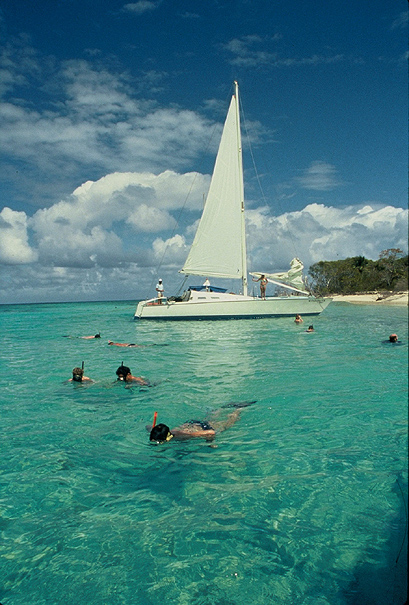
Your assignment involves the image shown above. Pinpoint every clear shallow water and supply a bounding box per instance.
[0,301,407,605]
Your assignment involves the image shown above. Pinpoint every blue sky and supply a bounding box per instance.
[0,0,407,303]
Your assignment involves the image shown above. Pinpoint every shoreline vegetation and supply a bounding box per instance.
[308,249,408,300]
[330,290,408,306]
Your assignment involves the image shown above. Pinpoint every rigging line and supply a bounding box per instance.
[240,98,300,261]
[145,86,235,298]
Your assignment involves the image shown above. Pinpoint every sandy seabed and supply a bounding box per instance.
[330,291,408,306]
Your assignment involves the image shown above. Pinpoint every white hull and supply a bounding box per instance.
[135,291,331,320]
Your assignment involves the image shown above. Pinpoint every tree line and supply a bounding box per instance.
[307,248,408,295]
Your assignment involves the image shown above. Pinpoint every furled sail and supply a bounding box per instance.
[251,258,307,293]
[180,91,246,281]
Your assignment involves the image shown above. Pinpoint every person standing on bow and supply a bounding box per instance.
[252,274,268,300]
[156,278,164,304]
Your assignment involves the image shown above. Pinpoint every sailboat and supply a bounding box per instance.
[135,82,331,320]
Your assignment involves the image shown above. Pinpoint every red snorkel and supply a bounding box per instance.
[152,411,157,428]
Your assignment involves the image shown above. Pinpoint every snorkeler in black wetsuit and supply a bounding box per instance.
[148,401,255,443]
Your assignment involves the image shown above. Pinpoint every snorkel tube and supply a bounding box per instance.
[152,411,157,428]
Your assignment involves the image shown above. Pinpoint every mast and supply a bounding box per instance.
[234,81,248,295]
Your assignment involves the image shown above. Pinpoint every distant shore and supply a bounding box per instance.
[330,291,408,306]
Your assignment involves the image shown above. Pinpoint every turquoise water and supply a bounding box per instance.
[0,301,407,605]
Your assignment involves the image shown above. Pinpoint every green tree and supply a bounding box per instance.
[308,250,408,294]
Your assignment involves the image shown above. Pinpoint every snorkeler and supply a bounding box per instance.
[80,333,101,339]
[306,325,314,332]
[63,333,101,339]
[116,364,150,386]
[109,341,142,347]
[69,366,94,383]
[382,333,402,345]
[294,314,303,324]
[148,401,255,443]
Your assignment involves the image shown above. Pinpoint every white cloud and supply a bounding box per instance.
[0,207,37,264]
[0,50,215,204]
[123,1,161,15]
[391,11,408,29]
[1,179,407,303]
[297,161,342,191]
[246,203,408,272]
[152,234,188,266]
[28,170,208,268]
[223,35,344,68]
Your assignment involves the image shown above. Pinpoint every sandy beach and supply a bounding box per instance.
[331,291,408,306]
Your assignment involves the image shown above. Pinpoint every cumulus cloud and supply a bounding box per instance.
[0,207,38,264]
[0,169,407,303]
[246,203,408,272]
[0,47,215,205]
[28,170,210,269]
[152,234,188,267]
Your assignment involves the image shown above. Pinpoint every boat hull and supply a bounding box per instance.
[134,295,331,320]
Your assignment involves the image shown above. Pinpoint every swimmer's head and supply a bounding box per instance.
[116,365,131,380]
[389,334,398,342]
[150,423,173,443]
[72,367,84,382]
[95,333,101,338]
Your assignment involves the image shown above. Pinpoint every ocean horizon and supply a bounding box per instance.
[0,300,407,605]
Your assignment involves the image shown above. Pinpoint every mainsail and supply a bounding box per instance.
[180,84,247,292]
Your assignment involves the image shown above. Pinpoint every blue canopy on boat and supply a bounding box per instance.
[190,286,227,293]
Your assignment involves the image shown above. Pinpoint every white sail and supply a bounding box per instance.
[180,85,247,288]
[251,258,307,292]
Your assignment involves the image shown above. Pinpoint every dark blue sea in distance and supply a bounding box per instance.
[0,300,407,605]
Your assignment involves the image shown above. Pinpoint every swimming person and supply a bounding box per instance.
[294,314,303,323]
[108,341,142,347]
[116,364,150,386]
[149,401,255,443]
[382,333,402,345]
[306,325,314,332]
[63,333,101,339]
[69,367,93,383]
